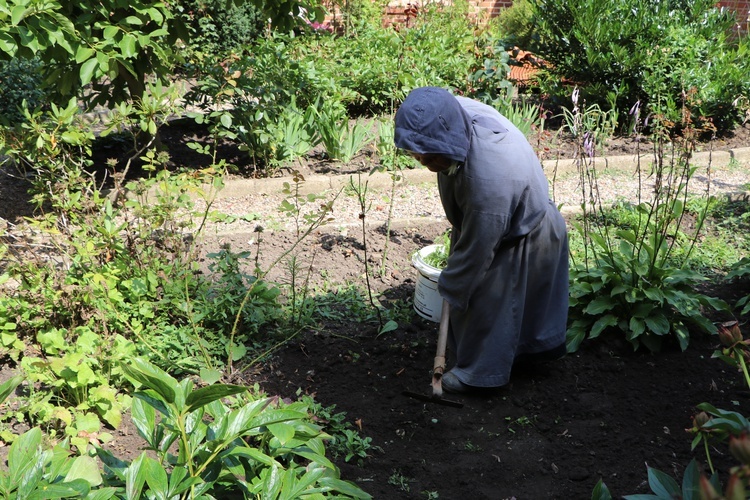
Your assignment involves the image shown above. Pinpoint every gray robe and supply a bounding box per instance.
[437,97,569,388]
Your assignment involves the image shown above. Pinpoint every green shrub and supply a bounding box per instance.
[495,0,536,49]
[177,0,267,61]
[531,0,749,133]
[565,101,730,354]
[0,363,372,499]
[0,58,46,125]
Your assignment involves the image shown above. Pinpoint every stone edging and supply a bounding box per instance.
[212,147,750,199]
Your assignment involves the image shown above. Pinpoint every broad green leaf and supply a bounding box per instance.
[565,322,587,353]
[592,479,613,500]
[317,477,372,499]
[642,287,664,302]
[11,5,28,25]
[681,459,700,500]
[185,384,246,413]
[227,446,276,466]
[291,449,336,470]
[0,375,22,404]
[18,449,47,498]
[79,58,99,86]
[9,427,42,486]
[121,358,177,404]
[119,34,137,57]
[125,453,148,500]
[141,457,168,499]
[584,296,616,315]
[644,313,670,336]
[590,314,618,339]
[74,46,95,64]
[134,392,171,421]
[281,466,327,498]
[199,368,222,385]
[228,343,246,362]
[64,456,102,486]
[0,32,18,55]
[103,26,119,39]
[379,320,398,335]
[627,317,645,339]
[95,449,129,482]
[25,478,91,499]
[646,465,681,498]
[166,467,201,498]
[267,422,295,446]
[84,487,119,499]
[47,11,76,34]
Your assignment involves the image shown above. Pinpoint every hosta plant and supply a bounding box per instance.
[566,96,728,353]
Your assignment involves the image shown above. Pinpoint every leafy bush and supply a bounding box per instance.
[494,0,536,49]
[177,0,267,61]
[185,33,333,171]
[565,100,729,353]
[0,58,46,125]
[531,0,750,133]
[0,361,372,499]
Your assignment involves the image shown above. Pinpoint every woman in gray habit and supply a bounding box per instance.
[394,86,569,394]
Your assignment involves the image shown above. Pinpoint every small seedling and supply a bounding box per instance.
[388,470,412,492]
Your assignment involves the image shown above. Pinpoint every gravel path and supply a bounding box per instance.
[198,148,750,236]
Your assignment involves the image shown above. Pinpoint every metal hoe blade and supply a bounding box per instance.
[402,389,464,408]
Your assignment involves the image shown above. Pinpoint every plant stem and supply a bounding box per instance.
[737,349,750,390]
[703,436,715,474]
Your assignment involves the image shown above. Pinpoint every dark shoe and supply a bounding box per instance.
[441,371,472,394]
[513,343,567,371]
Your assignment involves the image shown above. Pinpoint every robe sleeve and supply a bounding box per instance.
[438,206,510,311]
[437,164,532,311]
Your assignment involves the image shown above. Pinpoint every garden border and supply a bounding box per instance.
[211,147,750,199]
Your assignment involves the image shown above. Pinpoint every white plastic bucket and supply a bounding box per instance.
[412,244,445,322]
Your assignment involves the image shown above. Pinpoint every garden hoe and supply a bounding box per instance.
[402,300,464,408]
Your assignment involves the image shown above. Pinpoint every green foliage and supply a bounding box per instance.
[185,1,512,168]
[18,326,134,445]
[0,0,322,109]
[0,427,104,499]
[0,88,287,438]
[467,40,514,107]
[185,33,327,170]
[315,101,374,163]
[177,0,266,60]
[0,361,372,499]
[566,102,729,354]
[618,459,713,500]
[303,396,379,466]
[112,357,372,498]
[0,0,183,108]
[494,0,536,49]
[531,0,750,132]
[0,57,45,125]
[422,241,450,270]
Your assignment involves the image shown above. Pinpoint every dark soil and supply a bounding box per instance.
[227,222,749,500]
[3,118,750,499]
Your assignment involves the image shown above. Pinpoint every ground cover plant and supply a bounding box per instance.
[1,0,750,497]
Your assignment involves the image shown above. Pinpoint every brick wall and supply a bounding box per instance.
[717,0,750,33]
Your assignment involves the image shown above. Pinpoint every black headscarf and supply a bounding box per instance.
[394,87,472,163]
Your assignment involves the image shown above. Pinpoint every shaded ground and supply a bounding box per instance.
[225,221,748,500]
[2,119,750,498]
